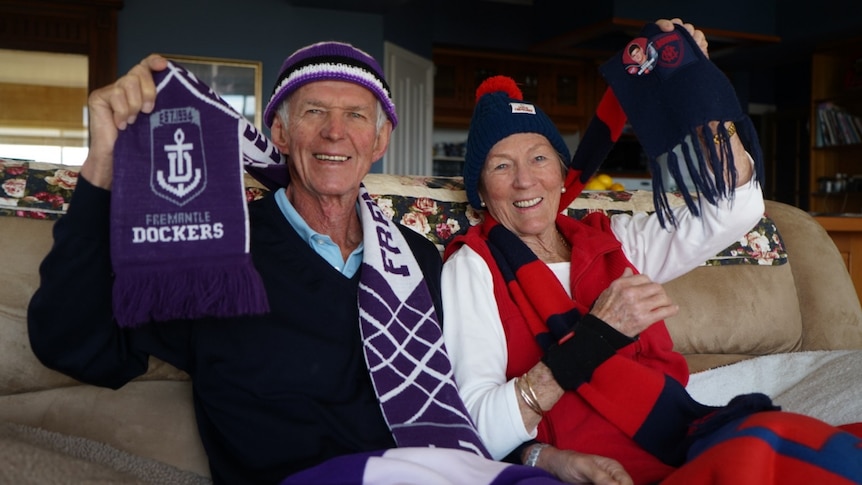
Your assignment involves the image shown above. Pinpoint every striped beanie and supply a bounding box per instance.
[263,41,398,128]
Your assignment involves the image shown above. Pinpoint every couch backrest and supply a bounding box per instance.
[4,161,861,382]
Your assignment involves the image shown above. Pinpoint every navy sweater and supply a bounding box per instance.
[27,177,445,484]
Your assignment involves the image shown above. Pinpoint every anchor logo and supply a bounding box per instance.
[156,128,202,199]
[150,107,207,206]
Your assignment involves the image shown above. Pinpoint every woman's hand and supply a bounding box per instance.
[535,444,633,485]
[589,268,679,338]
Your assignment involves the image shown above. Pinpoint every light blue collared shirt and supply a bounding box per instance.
[275,188,363,277]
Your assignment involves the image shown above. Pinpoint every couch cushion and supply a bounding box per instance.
[0,159,76,220]
[0,381,209,478]
[664,261,803,365]
[361,174,787,267]
[661,200,804,365]
[0,420,210,484]
[0,207,188,396]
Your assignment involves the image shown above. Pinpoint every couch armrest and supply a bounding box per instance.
[764,200,862,350]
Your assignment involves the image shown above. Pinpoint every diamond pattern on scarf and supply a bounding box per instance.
[356,187,489,458]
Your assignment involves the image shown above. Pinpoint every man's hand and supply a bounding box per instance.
[589,268,679,338]
[81,54,169,189]
[655,18,709,58]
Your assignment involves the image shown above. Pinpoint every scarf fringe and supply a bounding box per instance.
[650,118,762,228]
[112,256,270,328]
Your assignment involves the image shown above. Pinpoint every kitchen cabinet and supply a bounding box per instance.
[432,47,597,133]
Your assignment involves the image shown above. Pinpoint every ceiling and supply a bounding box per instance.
[284,0,862,72]
[524,17,782,62]
[285,0,533,12]
[284,0,784,66]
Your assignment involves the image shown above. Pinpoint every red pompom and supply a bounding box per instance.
[475,75,523,104]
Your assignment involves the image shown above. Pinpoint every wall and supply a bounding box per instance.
[115,0,391,170]
[111,0,862,182]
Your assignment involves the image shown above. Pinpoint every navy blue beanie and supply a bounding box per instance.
[598,22,764,226]
[463,76,571,210]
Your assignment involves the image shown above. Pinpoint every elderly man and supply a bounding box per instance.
[29,41,477,483]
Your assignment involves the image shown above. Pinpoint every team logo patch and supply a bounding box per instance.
[653,31,687,69]
[149,107,207,206]
[622,31,696,79]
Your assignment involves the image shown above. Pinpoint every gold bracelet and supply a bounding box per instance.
[516,380,543,417]
[520,373,543,413]
[713,121,737,145]
[515,375,544,417]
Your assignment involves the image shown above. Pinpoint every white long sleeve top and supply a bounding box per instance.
[441,178,764,460]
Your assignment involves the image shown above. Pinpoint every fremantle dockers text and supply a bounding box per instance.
[132,211,224,243]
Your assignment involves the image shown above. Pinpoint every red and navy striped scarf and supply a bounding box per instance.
[451,212,632,349]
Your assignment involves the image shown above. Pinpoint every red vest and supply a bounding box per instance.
[450,213,689,485]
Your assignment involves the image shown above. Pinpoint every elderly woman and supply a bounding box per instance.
[442,20,862,485]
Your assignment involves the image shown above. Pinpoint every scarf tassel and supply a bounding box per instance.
[112,256,270,328]
[649,118,762,229]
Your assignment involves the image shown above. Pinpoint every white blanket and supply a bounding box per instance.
[686,349,862,426]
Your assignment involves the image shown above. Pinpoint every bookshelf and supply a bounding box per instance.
[809,38,862,213]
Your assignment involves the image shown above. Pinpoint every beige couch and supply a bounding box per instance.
[2,161,862,481]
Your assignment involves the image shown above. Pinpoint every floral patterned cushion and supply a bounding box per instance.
[0,159,77,220]
[358,174,788,267]
[2,161,786,266]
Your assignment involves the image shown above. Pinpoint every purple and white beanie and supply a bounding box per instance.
[263,41,398,128]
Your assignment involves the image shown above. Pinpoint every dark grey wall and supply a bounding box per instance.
[117,0,387,120]
[116,0,391,170]
[114,0,862,123]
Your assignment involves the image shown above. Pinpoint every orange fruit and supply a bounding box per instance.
[610,183,626,191]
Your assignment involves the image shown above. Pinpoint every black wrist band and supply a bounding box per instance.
[542,315,625,390]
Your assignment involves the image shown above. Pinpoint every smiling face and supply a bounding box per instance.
[630,45,645,64]
[478,132,566,242]
[270,80,391,206]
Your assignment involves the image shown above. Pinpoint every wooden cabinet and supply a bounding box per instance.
[808,38,862,213]
[814,215,862,303]
[432,47,597,133]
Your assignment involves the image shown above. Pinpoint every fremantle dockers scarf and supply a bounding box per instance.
[111,60,488,457]
[357,186,489,458]
[111,61,280,327]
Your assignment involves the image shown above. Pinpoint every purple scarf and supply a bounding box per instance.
[357,186,490,458]
[110,61,280,327]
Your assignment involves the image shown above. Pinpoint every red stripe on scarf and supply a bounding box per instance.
[662,412,862,484]
[560,88,628,209]
[597,88,627,142]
